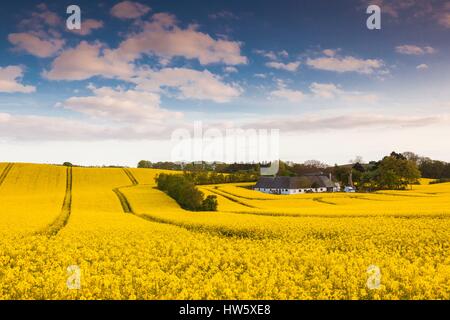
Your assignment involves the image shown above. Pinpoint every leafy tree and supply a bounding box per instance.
[389,151,407,161]
[349,156,364,164]
[137,160,152,168]
[202,195,218,211]
[303,160,328,169]
[402,151,420,164]
[359,152,421,190]
[352,163,365,173]
[277,160,294,176]
[331,164,349,186]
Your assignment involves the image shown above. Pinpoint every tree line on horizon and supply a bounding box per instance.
[140,151,450,191]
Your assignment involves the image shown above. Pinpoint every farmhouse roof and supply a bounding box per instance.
[255,175,334,189]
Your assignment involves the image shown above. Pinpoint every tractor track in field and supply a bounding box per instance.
[348,195,390,202]
[0,163,14,187]
[209,187,281,201]
[312,197,337,205]
[113,186,134,213]
[374,192,433,198]
[210,186,304,201]
[123,168,138,185]
[204,187,260,209]
[39,166,73,236]
[112,169,139,213]
[212,186,339,202]
[135,212,274,240]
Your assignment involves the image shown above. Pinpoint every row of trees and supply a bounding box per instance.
[390,152,450,179]
[155,173,218,211]
[330,152,421,191]
[182,171,258,185]
[138,160,260,173]
[418,159,450,179]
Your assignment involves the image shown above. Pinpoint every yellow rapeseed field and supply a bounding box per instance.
[0,163,449,299]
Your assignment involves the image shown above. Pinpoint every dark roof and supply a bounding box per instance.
[255,175,334,189]
[307,175,334,188]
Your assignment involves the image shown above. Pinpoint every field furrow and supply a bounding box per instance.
[123,168,138,185]
[0,163,14,187]
[39,167,73,236]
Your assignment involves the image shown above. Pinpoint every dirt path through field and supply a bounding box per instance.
[39,166,73,236]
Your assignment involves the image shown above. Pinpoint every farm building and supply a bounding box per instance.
[253,173,340,195]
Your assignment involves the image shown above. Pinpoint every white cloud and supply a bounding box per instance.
[116,13,247,65]
[268,81,377,104]
[8,33,64,58]
[43,41,241,103]
[69,19,104,36]
[22,3,62,28]
[43,41,135,80]
[255,49,290,60]
[269,79,304,103]
[0,112,180,141]
[278,50,289,58]
[243,113,448,132]
[58,86,182,124]
[363,0,433,20]
[309,82,341,99]
[44,9,247,83]
[306,55,385,74]
[0,112,116,141]
[134,68,242,103]
[266,61,300,72]
[8,4,65,58]
[437,11,450,28]
[395,45,436,55]
[224,66,238,73]
[254,50,277,60]
[0,66,36,93]
[270,88,305,103]
[416,64,429,70]
[309,82,377,103]
[110,1,151,19]
[1,110,449,145]
[322,49,337,57]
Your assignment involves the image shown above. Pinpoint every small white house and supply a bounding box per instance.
[254,174,339,195]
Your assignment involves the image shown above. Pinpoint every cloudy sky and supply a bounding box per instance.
[0,0,449,166]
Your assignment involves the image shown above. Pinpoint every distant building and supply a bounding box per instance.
[254,173,340,195]
[344,186,356,193]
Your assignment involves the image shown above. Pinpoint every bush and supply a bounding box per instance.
[202,195,218,211]
[155,173,218,211]
[430,178,450,185]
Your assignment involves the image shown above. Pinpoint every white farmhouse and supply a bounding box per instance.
[253,174,340,195]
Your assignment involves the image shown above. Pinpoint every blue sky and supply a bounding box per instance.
[0,0,449,166]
